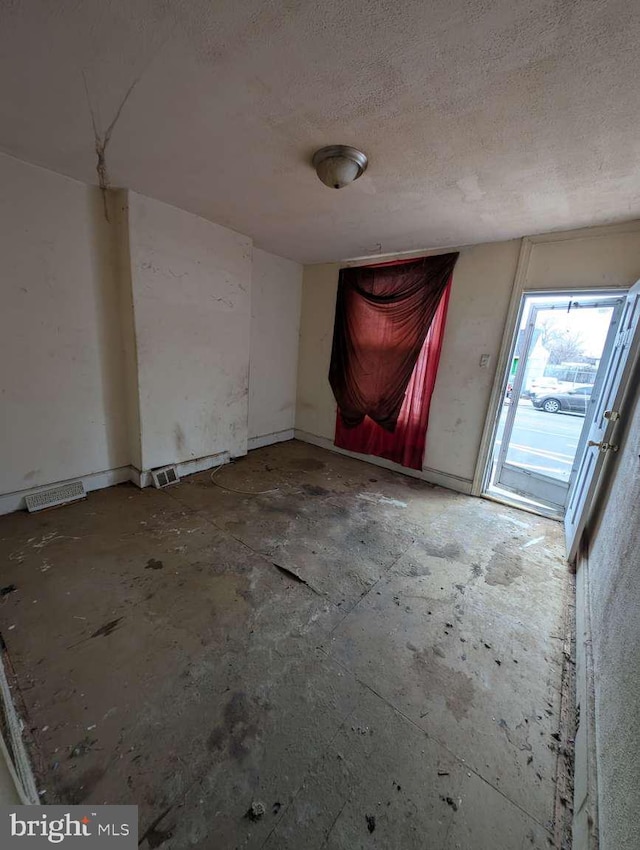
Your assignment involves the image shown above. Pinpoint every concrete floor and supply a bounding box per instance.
[0,440,570,849]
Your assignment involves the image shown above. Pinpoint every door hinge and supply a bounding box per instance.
[604,410,620,422]
[588,440,619,452]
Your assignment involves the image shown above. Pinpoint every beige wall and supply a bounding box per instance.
[471,224,640,492]
[296,242,520,489]
[295,222,640,850]
[296,223,640,490]
[524,228,640,290]
[425,242,519,482]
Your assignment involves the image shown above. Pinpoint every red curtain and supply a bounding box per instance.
[330,254,457,470]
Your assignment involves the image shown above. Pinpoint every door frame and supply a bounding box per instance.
[491,294,624,512]
[471,228,639,499]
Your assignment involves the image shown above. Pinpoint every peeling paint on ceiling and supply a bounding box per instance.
[1,0,639,263]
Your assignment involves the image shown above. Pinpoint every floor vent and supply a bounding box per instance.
[25,481,86,513]
[151,466,180,489]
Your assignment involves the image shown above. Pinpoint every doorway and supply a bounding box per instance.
[483,291,625,517]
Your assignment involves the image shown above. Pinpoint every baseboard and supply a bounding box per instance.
[132,450,231,489]
[248,429,295,451]
[1,433,470,511]
[573,548,600,850]
[293,429,473,495]
[0,450,235,513]
[418,465,473,495]
[0,466,132,516]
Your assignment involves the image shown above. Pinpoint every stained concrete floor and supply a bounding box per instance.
[0,440,570,849]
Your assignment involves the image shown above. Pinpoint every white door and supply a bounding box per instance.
[494,296,622,511]
[565,280,640,562]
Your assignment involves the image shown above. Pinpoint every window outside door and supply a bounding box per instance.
[485,292,624,515]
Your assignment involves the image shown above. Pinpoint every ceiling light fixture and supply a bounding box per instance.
[312,145,368,189]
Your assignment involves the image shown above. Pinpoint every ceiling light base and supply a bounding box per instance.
[312,145,368,189]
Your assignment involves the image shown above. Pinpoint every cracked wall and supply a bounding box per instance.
[0,153,130,509]
[0,156,302,511]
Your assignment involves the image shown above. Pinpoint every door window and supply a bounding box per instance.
[485,293,623,515]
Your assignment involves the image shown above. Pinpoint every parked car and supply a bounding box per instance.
[522,376,572,399]
[530,384,594,415]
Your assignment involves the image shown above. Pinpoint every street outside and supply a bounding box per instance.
[495,398,585,482]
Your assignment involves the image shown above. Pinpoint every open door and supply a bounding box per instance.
[565,280,640,562]
[493,295,623,512]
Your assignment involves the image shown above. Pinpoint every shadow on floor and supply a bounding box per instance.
[0,440,570,849]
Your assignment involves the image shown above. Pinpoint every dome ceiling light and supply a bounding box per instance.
[312,145,368,189]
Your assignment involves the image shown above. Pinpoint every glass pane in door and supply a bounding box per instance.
[504,303,613,483]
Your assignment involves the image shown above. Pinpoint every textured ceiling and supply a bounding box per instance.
[1,0,640,263]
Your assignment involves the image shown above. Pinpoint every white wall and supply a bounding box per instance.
[0,157,302,511]
[576,381,640,850]
[127,192,253,471]
[0,153,129,506]
[248,248,302,448]
[4,147,638,509]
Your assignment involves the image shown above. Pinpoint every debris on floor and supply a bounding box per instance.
[440,795,459,812]
[245,801,266,821]
[0,441,570,850]
[69,737,96,758]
